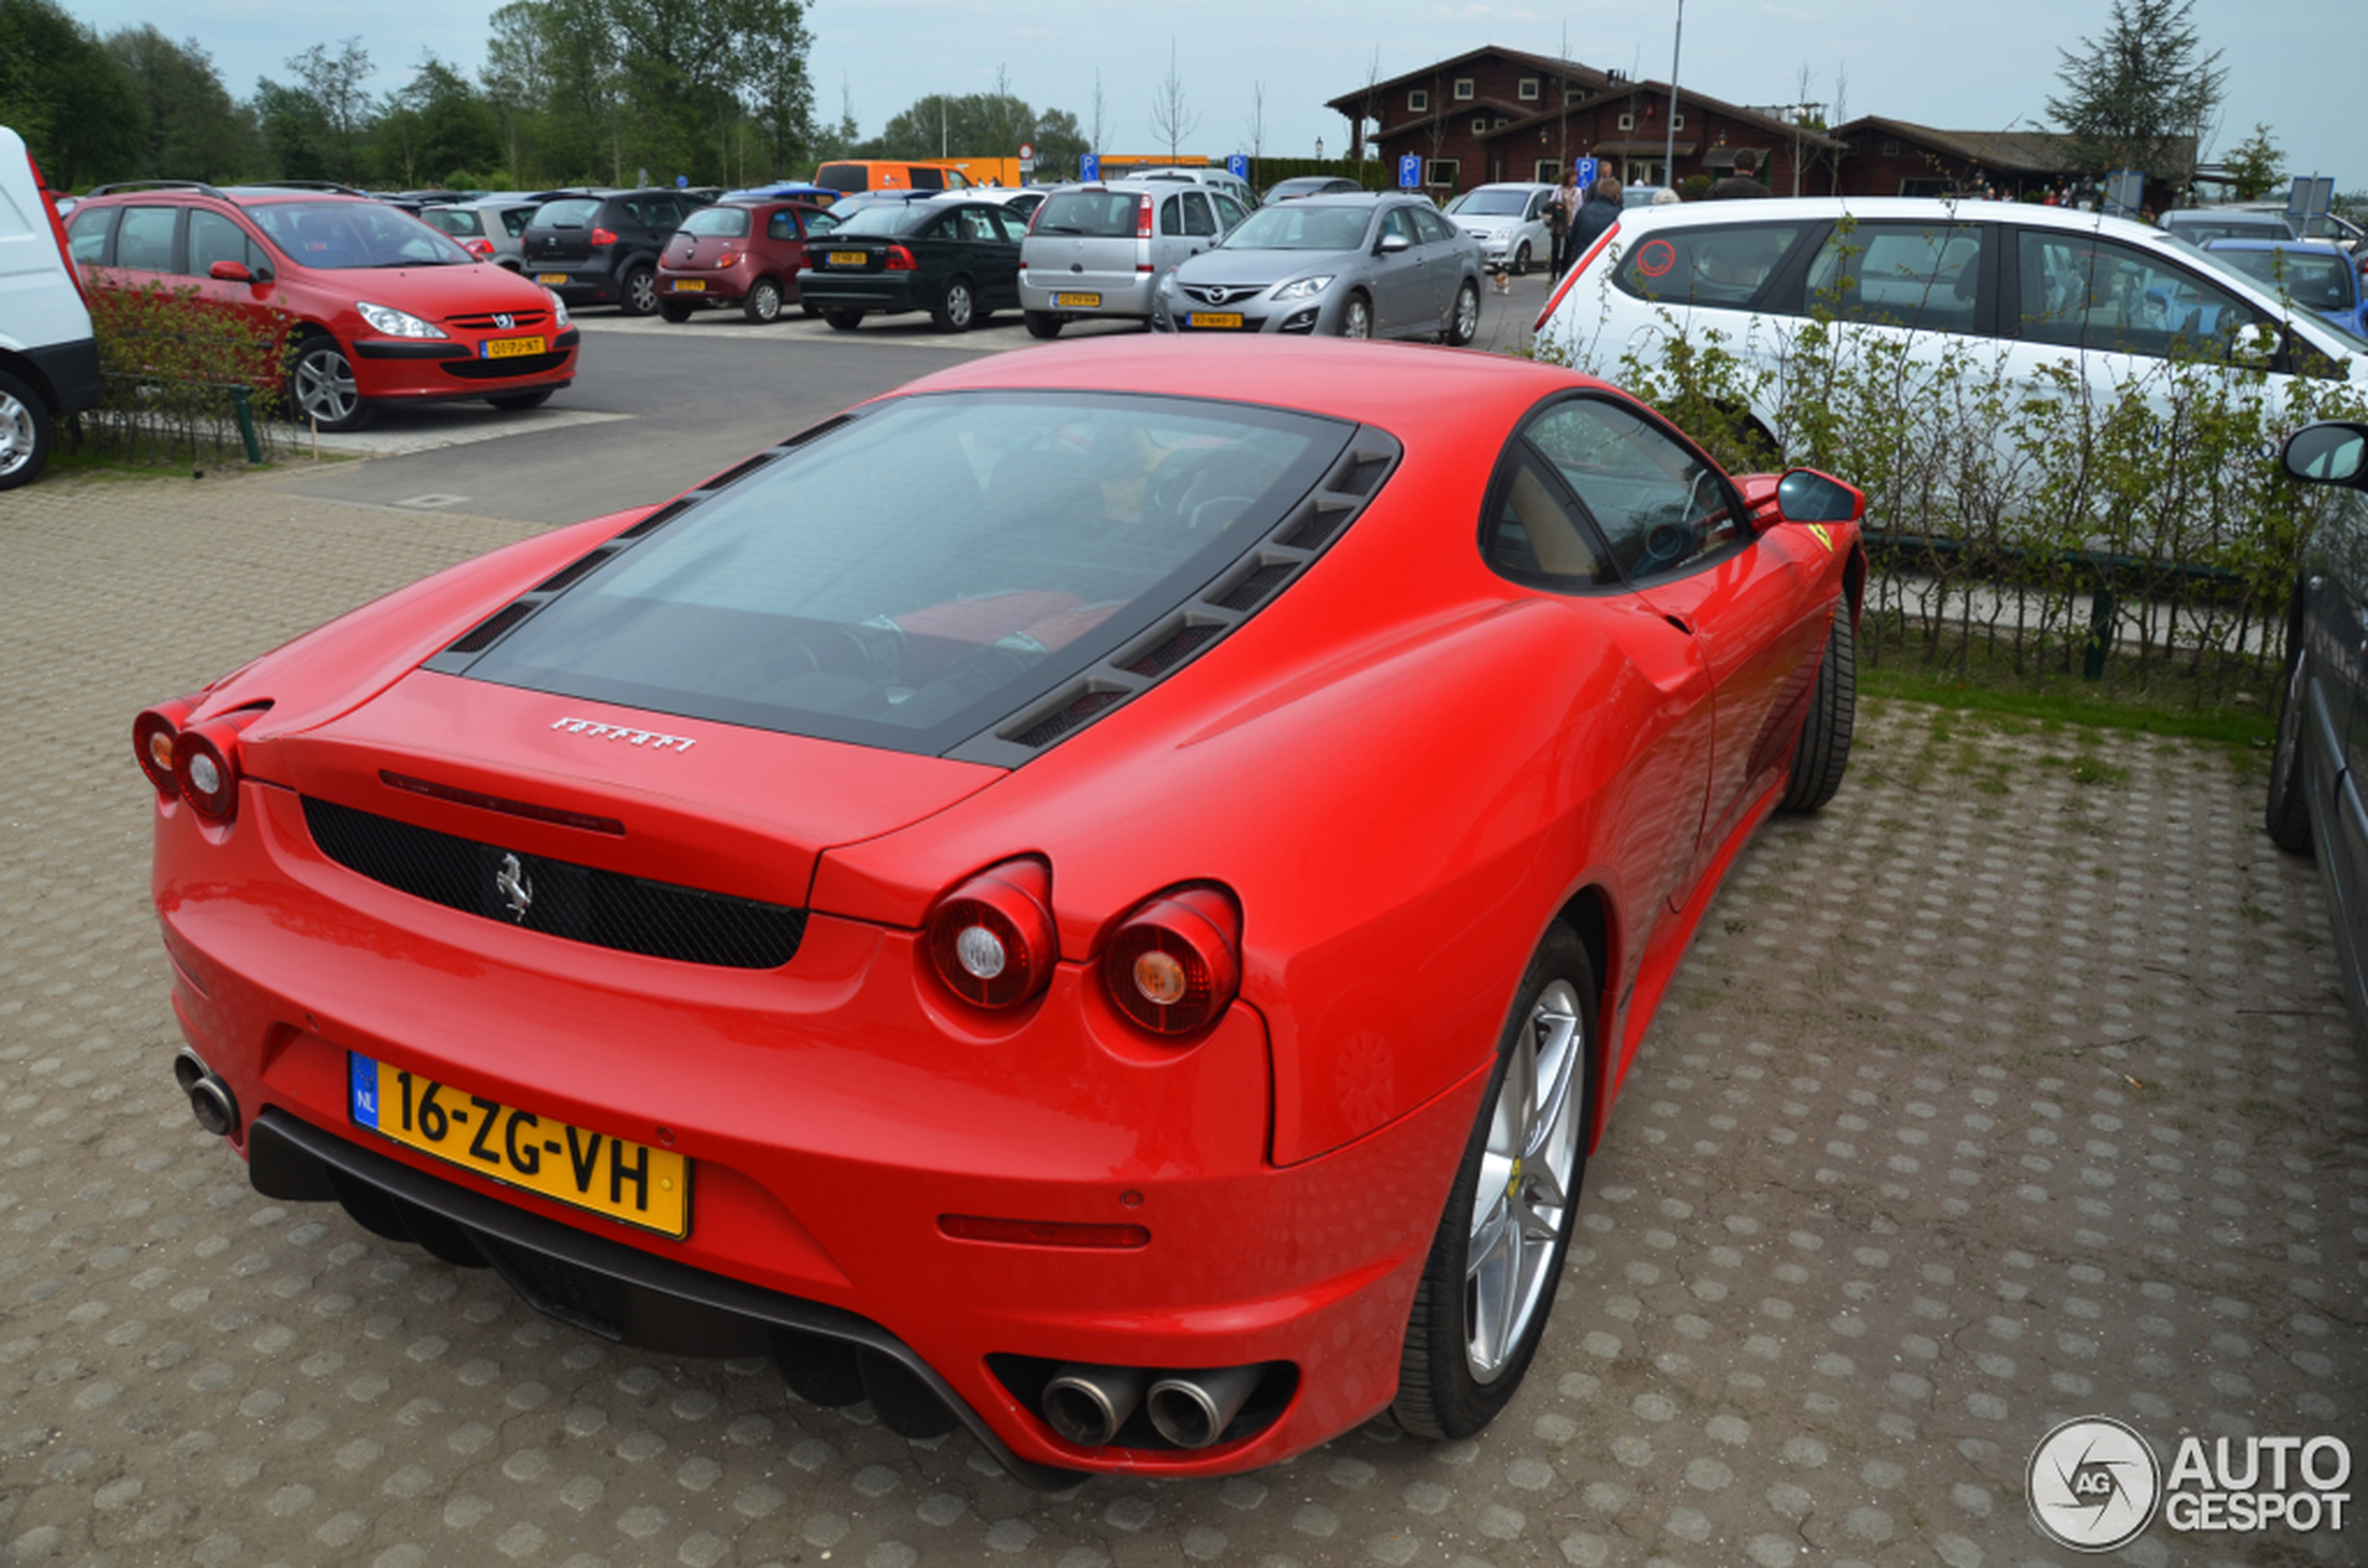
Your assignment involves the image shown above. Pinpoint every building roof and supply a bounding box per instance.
[1324,44,1611,114]
[1832,117,2110,175]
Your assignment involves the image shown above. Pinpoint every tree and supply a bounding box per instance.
[1147,39,1198,161]
[106,27,255,183]
[1246,79,1266,166]
[0,0,146,187]
[377,54,501,186]
[2222,122,2282,200]
[2045,0,2225,187]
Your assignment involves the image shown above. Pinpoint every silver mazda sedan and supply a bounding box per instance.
[1150,194,1484,342]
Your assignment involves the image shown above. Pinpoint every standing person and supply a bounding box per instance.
[1706,147,1774,200]
[1568,173,1621,259]
[1546,167,1580,276]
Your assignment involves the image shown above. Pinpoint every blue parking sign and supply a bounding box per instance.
[1398,153,1421,189]
[1573,157,1598,190]
[1228,154,1248,179]
[1081,153,1099,183]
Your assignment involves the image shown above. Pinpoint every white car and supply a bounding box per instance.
[1535,196,2367,454]
[1444,182,1557,276]
[0,126,103,488]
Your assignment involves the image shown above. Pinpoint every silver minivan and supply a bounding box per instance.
[1018,181,1252,337]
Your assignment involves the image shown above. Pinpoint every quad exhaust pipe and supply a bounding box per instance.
[1146,1366,1260,1450]
[1042,1363,1146,1448]
[1039,1362,1265,1450]
[174,1048,240,1138]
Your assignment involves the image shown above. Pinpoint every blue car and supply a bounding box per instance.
[717,182,840,206]
[2202,239,2368,338]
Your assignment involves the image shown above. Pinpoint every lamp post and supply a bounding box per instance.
[1316,136,1325,164]
[1663,0,1685,188]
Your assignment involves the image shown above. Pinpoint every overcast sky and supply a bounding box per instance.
[61,0,2362,195]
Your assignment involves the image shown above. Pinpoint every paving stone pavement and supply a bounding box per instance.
[2,471,2362,1567]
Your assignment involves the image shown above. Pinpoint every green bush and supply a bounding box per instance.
[74,280,290,466]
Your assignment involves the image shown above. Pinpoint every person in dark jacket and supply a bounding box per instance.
[1568,174,1622,255]
[1706,147,1774,199]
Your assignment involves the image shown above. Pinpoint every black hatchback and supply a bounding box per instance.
[797,198,1024,332]
[523,188,707,315]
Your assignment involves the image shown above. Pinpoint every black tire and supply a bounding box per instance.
[1395,922,1595,1439]
[618,262,658,317]
[485,388,555,411]
[1339,293,1373,339]
[1446,280,1480,347]
[1512,241,1532,277]
[0,369,54,490]
[799,300,820,318]
[931,276,978,332]
[822,309,863,332]
[1024,310,1063,339]
[658,299,695,323]
[287,337,375,433]
[743,277,783,323]
[1778,608,1856,813]
[2267,632,2315,854]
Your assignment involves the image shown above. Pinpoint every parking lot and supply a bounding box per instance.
[2,299,2364,1567]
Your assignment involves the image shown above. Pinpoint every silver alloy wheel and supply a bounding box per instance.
[1513,241,1531,277]
[1342,296,1372,338]
[626,266,657,314]
[1452,282,1480,344]
[747,279,781,322]
[943,280,974,330]
[293,343,359,427]
[1464,977,1584,1382]
[0,388,33,478]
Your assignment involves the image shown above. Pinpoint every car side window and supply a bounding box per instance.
[187,209,265,275]
[1381,207,1419,247]
[1412,207,1457,246]
[114,204,180,272]
[1803,221,1982,332]
[2016,232,2261,359]
[1615,222,1813,306]
[1159,195,1187,237]
[502,208,531,238]
[805,210,839,237]
[1524,399,1743,583]
[1212,191,1248,231]
[1179,193,1217,238]
[909,167,944,190]
[66,205,115,266]
[986,207,1026,242]
[766,210,800,241]
[961,207,1001,241]
[1483,452,1610,587]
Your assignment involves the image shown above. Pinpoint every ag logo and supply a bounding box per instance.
[2029,1415,2162,1552]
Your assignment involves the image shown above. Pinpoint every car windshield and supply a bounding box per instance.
[1223,205,1373,251]
[246,200,473,268]
[2208,248,2354,312]
[461,392,1355,752]
[1455,191,1531,216]
[833,204,923,237]
[1032,191,1139,237]
[681,206,752,238]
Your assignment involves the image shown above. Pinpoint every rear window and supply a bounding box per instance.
[815,163,866,193]
[534,198,603,227]
[681,205,751,238]
[2208,247,2355,313]
[460,392,1354,753]
[1033,191,1141,239]
[834,204,924,237]
[1614,222,1814,306]
[424,209,483,237]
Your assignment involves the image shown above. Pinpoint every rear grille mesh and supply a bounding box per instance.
[302,797,805,970]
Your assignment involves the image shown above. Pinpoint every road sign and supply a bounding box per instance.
[1018,143,1035,162]
[1227,153,1248,179]
[1573,157,1598,191]
[1398,153,1421,189]
[1081,153,1099,183]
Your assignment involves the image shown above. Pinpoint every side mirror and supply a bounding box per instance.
[208,260,253,282]
[1775,468,1864,524]
[1377,232,1411,254]
[2281,420,2368,487]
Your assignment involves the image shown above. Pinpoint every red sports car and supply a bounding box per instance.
[135,338,1864,1486]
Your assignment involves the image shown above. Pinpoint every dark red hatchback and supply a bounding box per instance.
[657,199,839,323]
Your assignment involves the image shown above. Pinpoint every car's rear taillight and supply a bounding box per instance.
[927,858,1055,1008]
[133,696,199,796]
[465,238,495,257]
[1101,886,1242,1038]
[885,244,917,271]
[137,700,264,821]
[1136,195,1154,239]
[716,249,740,267]
[589,226,618,247]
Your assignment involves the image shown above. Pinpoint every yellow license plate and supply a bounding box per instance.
[1188,312,1246,329]
[671,279,705,292]
[828,251,869,267]
[536,272,569,285]
[1054,292,1102,308]
[481,336,548,359]
[351,1054,689,1238]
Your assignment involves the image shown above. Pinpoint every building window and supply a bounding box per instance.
[1672,113,1686,131]
[1618,112,1634,131]
[1535,159,1563,184]
[1409,89,1429,112]
[1474,117,1488,135]
[1453,77,1475,101]
[1881,137,1901,156]
[1425,158,1459,187]
[1520,78,1540,102]
[1565,87,1584,104]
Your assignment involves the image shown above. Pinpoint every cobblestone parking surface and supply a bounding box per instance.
[2,473,2363,1566]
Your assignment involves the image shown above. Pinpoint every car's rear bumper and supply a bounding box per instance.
[658,261,758,305]
[1017,273,1155,317]
[153,779,1473,1479]
[796,273,926,313]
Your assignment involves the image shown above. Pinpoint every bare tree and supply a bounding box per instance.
[1246,79,1266,165]
[1148,39,1200,160]
[1358,48,1382,165]
[1090,68,1105,159]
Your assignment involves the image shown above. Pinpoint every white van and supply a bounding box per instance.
[0,128,102,488]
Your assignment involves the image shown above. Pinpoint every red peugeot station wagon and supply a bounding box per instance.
[66,182,579,432]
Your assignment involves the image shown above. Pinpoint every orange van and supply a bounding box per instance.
[814,160,973,195]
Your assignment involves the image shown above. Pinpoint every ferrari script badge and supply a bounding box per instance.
[494,853,534,922]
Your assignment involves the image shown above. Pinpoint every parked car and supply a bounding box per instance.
[1264,175,1364,204]
[1535,197,2367,456]
[960,185,1055,225]
[2265,420,2368,1036]
[1126,165,1258,209]
[1444,182,1556,276]
[67,181,577,432]
[814,159,974,195]
[422,194,561,273]
[522,188,708,315]
[0,126,103,488]
[1018,181,1251,337]
[717,182,838,207]
[657,199,837,323]
[798,197,1024,331]
[1153,193,1485,342]
[2159,205,2296,246]
[131,334,1865,1483]
[1622,185,1674,208]
[2201,239,2368,339]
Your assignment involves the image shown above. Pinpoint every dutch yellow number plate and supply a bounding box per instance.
[1054,292,1101,308]
[481,336,548,359]
[350,1054,689,1238]
[536,272,569,285]
[1188,311,1245,329]
[828,250,868,266]
[671,279,705,292]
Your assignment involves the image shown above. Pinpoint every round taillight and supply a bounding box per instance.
[172,719,245,820]
[926,859,1055,1009]
[133,697,196,796]
[1102,886,1242,1038]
